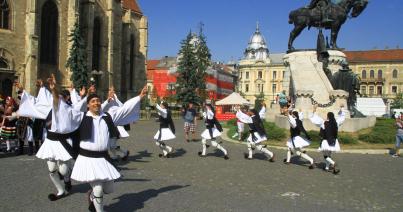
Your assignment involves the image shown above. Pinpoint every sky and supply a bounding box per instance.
[137,0,403,62]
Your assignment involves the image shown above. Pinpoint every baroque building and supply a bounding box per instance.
[0,0,148,100]
[238,25,286,106]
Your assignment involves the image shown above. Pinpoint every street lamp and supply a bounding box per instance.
[90,69,104,90]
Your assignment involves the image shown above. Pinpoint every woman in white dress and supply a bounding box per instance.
[309,105,345,174]
[285,111,315,169]
[199,104,229,160]
[236,107,275,161]
[153,102,176,158]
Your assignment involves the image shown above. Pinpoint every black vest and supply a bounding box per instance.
[290,119,303,137]
[320,121,338,146]
[79,112,120,140]
[248,116,266,137]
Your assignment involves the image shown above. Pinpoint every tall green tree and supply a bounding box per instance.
[194,24,211,102]
[176,31,200,104]
[391,93,403,109]
[66,21,88,90]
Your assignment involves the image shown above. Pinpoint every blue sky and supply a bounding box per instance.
[138,0,403,62]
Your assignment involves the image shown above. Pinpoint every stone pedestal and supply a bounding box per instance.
[283,50,350,118]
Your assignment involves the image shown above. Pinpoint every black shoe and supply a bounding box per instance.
[65,180,72,192]
[205,145,210,148]
[333,168,340,175]
[198,152,205,157]
[283,158,290,164]
[87,190,95,212]
[224,155,229,160]
[122,151,130,161]
[48,192,67,201]
[309,164,315,169]
[186,139,190,142]
[158,154,166,158]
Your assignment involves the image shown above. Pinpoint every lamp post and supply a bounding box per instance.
[90,69,104,93]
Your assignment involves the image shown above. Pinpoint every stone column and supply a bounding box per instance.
[80,0,95,77]
[24,0,39,93]
[66,0,79,81]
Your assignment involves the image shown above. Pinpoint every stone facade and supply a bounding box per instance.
[0,0,148,100]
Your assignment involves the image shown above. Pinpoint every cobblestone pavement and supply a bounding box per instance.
[1,120,402,212]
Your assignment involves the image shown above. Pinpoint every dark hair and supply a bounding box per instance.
[292,111,299,120]
[87,93,101,103]
[206,103,215,114]
[60,90,70,99]
[161,102,169,109]
[327,112,337,127]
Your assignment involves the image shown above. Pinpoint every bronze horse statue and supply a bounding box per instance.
[288,0,368,51]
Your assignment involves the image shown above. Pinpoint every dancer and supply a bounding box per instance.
[153,101,176,158]
[284,111,315,169]
[236,106,275,161]
[17,80,89,201]
[309,105,345,174]
[199,104,229,159]
[46,74,147,212]
[1,96,17,152]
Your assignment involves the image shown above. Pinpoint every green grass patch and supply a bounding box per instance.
[225,120,287,142]
[358,118,396,144]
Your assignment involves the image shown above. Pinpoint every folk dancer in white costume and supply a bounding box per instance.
[153,101,176,158]
[48,75,147,212]
[309,105,345,174]
[101,88,131,161]
[17,79,88,201]
[284,111,315,169]
[198,104,229,160]
[236,107,275,161]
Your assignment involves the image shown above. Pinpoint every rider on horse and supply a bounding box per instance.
[306,0,332,24]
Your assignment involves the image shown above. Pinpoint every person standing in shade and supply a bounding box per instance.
[284,111,315,169]
[182,102,197,142]
[309,104,345,174]
[236,107,275,161]
[154,101,176,158]
[198,104,229,159]
[392,116,403,158]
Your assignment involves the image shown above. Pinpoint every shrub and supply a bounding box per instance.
[263,121,286,141]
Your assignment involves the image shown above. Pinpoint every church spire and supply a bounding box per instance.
[256,21,260,32]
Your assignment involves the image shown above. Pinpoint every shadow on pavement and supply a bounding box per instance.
[170,148,186,158]
[105,185,190,211]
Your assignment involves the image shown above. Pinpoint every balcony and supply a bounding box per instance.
[360,77,385,84]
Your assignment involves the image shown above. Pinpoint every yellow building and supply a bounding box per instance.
[0,0,148,100]
[238,25,286,106]
[344,49,403,100]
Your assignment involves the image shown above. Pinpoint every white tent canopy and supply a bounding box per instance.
[215,92,250,105]
[356,97,386,117]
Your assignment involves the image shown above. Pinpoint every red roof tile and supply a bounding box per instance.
[122,0,142,14]
[344,49,403,63]
[147,60,160,70]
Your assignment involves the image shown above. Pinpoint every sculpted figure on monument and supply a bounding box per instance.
[331,61,360,109]
[288,0,368,51]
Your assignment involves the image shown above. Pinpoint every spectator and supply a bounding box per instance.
[279,90,288,115]
[392,117,403,158]
[182,102,197,142]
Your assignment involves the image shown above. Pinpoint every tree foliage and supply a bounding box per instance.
[66,21,88,90]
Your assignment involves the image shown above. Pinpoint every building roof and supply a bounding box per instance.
[156,57,177,69]
[147,60,160,70]
[122,0,142,14]
[344,49,403,63]
[269,53,286,64]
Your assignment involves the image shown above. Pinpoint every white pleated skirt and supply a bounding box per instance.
[154,128,176,141]
[318,139,341,152]
[237,122,244,132]
[247,132,267,144]
[287,136,311,149]
[201,128,221,139]
[36,138,73,161]
[71,155,121,183]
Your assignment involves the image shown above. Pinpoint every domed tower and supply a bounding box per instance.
[244,23,270,61]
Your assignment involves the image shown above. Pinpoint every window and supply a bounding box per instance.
[0,57,8,69]
[361,86,366,95]
[370,70,374,78]
[245,71,249,79]
[377,86,382,95]
[273,71,277,79]
[272,84,277,93]
[282,71,285,78]
[40,0,58,65]
[258,70,262,79]
[377,70,382,79]
[0,0,10,29]
[259,84,264,92]
[392,86,397,94]
[393,69,398,78]
[245,84,249,92]
[92,17,101,71]
[129,34,135,89]
[369,86,374,95]
[362,70,366,79]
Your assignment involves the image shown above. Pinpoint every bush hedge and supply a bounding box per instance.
[225,120,286,141]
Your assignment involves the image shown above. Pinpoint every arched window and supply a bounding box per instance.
[129,34,135,90]
[0,57,8,69]
[377,70,382,79]
[40,0,58,65]
[0,0,10,29]
[92,17,101,71]
[370,70,374,78]
[393,69,398,78]
[361,70,366,79]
